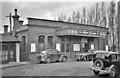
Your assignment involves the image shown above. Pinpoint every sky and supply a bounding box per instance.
[1,0,119,33]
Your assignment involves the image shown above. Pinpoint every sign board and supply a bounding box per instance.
[31,43,36,52]
[73,44,80,51]
[56,43,60,51]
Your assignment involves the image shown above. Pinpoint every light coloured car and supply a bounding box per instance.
[37,49,67,63]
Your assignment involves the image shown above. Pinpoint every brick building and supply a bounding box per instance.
[12,9,109,62]
[0,25,20,64]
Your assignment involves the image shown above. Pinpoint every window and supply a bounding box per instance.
[111,55,117,61]
[2,46,8,61]
[61,43,65,52]
[22,36,26,46]
[48,36,53,49]
[38,35,45,43]
[66,43,70,52]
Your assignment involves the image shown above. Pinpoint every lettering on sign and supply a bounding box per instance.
[78,30,100,36]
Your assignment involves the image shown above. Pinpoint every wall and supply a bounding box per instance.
[16,30,29,61]
[28,26,56,62]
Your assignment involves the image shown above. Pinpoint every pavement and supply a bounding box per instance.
[0,58,81,69]
[0,62,29,69]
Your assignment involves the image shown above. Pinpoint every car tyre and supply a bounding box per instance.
[109,67,116,76]
[93,70,99,75]
[61,56,67,62]
[94,59,104,68]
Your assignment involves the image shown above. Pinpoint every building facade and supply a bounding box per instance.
[0,25,20,64]
[12,9,109,62]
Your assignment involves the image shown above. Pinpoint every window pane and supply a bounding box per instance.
[61,43,65,52]
[48,36,53,49]
[39,35,45,43]
[66,44,69,52]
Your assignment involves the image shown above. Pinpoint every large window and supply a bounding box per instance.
[48,36,53,49]
[38,35,45,50]
[61,43,65,52]
[66,43,70,52]
[39,35,45,43]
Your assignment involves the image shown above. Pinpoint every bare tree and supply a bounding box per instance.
[108,1,116,51]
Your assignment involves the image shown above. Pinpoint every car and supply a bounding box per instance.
[89,50,120,76]
[75,49,97,61]
[37,49,67,63]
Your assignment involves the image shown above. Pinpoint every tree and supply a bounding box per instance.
[81,7,86,24]
[87,7,96,25]
[108,1,116,51]
[100,2,107,27]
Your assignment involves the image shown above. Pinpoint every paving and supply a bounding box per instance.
[1,62,29,69]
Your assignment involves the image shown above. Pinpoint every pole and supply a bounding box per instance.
[6,13,12,33]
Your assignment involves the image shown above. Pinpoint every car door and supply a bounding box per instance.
[52,50,59,61]
[47,50,54,62]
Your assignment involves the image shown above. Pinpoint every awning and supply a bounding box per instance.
[56,26,106,38]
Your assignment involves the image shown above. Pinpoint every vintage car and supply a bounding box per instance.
[89,51,120,76]
[37,49,67,63]
[75,49,96,61]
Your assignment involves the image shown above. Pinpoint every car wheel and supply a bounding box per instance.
[94,59,104,68]
[93,70,99,75]
[61,56,67,62]
[46,58,51,63]
[109,67,116,76]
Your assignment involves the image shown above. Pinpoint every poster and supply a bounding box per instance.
[73,44,80,51]
[31,43,36,52]
[56,44,60,51]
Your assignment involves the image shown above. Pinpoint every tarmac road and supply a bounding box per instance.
[2,61,96,76]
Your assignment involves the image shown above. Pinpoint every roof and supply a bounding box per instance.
[27,17,109,30]
[0,34,19,43]
[16,26,28,32]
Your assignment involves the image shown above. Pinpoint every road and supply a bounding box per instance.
[2,61,95,76]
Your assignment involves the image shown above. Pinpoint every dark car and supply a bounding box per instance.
[89,51,120,76]
[37,49,67,63]
[75,49,96,61]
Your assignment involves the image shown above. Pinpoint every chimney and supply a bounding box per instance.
[4,25,8,34]
[19,20,24,27]
[12,9,20,37]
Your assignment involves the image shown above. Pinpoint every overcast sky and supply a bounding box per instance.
[1,0,118,33]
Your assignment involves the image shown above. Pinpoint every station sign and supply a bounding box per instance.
[70,29,106,37]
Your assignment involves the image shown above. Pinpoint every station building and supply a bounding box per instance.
[0,25,20,64]
[12,9,109,62]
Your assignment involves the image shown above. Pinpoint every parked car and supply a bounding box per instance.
[37,49,67,63]
[89,50,120,76]
[75,49,96,61]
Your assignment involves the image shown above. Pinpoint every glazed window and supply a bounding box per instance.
[39,35,45,43]
[61,43,65,52]
[48,36,53,49]
[22,36,26,46]
[111,55,117,61]
[66,43,70,52]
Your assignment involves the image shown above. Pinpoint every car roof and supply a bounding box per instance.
[45,49,56,51]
